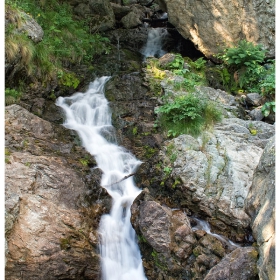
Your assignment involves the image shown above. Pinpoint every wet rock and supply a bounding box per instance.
[246,93,263,107]
[120,5,149,29]
[5,105,111,279]
[139,0,154,5]
[123,0,138,5]
[131,190,238,279]
[157,0,275,58]
[245,136,275,280]
[204,247,258,280]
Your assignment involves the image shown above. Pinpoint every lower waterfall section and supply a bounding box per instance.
[56,77,147,280]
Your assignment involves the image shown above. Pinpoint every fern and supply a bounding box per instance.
[155,93,222,137]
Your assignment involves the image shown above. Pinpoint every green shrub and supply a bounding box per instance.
[155,93,222,137]
[261,101,275,117]
[218,40,266,69]
[5,0,111,86]
[216,40,271,92]
[5,88,22,105]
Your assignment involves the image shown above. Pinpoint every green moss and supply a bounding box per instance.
[137,235,147,243]
[5,148,11,156]
[172,178,181,189]
[60,238,71,250]
[132,126,138,135]
[248,249,259,260]
[192,247,200,257]
[144,145,156,159]
[151,250,167,271]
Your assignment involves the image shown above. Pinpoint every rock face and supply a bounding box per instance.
[131,190,241,279]
[73,0,115,32]
[157,0,275,58]
[19,12,44,43]
[204,247,258,280]
[5,105,111,279]
[245,136,275,280]
[158,116,274,241]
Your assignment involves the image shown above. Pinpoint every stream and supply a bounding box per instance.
[56,77,147,280]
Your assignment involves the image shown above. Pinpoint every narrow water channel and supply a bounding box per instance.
[56,77,147,280]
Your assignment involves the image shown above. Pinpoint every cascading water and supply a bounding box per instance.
[56,77,147,280]
[192,218,240,248]
[141,28,168,58]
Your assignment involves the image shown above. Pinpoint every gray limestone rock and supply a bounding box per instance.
[249,107,265,121]
[160,117,274,240]
[246,93,263,106]
[245,136,275,280]
[19,12,44,43]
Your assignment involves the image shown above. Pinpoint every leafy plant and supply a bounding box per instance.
[166,54,185,70]
[261,101,275,117]
[58,71,80,89]
[5,88,22,105]
[218,40,266,69]
[155,93,222,137]
[216,40,271,93]
[163,166,172,176]
[79,158,89,166]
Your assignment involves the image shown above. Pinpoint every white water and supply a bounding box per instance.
[192,218,240,248]
[141,28,168,58]
[56,77,147,280]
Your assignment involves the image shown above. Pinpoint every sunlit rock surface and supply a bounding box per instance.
[245,136,275,280]
[5,104,110,279]
[156,0,275,58]
[204,247,258,280]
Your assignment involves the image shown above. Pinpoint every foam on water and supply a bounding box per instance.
[56,77,147,280]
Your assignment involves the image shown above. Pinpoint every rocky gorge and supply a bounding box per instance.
[5,0,275,279]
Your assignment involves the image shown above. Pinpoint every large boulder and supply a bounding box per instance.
[159,116,274,242]
[245,136,275,280]
[204,247,258,280]
[156,0,275,58]
[5,105,111,279]
[131,190,239,279]
[73,0,115,32]
[19,12,44,43]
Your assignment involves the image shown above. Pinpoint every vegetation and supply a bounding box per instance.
[5,0,111,103]
[5,88,22,105]
[155,94,222,137]
[216,40,275,117]
[145,54,223,138]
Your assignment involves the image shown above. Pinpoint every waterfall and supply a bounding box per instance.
[141,28,168,58]
[192,218,240,248]
[56,77,147,280]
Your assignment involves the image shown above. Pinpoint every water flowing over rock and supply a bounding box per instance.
[245,136,275,280]
[5,104,111,279]
[56,77,147,280]
[156,0,275,58]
